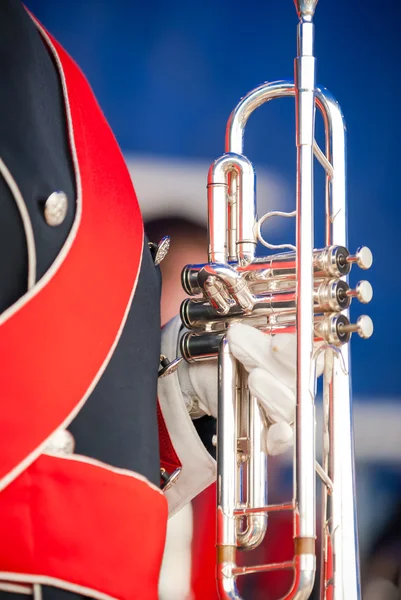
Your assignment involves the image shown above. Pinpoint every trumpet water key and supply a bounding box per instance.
[180,1,373,598]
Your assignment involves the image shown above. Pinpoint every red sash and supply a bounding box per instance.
[0,13,178,599]
[0,455,168,600]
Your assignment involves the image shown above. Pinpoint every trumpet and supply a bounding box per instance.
[180,1,373,598]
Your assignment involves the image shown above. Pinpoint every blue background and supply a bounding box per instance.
[25,0,400,400]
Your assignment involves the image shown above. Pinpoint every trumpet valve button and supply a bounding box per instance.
[347,246,373,270]
[346,280,373,304]
[338,315,374,340]
[356,315,374,339]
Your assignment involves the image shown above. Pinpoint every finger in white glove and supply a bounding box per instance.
[227,323,324,456]
[265,422,293,456]
[248,367,295,424]
[227,322,296,382]
[227,323,324,381]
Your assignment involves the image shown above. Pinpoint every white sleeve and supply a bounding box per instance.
[158,315,216,517]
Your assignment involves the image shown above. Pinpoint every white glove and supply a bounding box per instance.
[178,322,324,456]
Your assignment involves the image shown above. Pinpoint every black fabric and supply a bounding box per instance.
[68,239,161,483]
[0,589,87,600]
[0,1,161,598]
[193,415,216,460]
[0,0,76,313]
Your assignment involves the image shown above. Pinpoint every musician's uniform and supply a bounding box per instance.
[0,1,215,599]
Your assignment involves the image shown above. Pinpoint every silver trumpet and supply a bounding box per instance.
[180,1,373,598]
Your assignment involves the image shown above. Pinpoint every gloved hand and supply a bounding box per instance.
[178,322,324,456]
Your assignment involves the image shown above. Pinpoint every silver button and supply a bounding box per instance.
[44,191,68,226]
[154,236,170,266]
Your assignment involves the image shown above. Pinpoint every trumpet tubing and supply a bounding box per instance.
[180,1,373,599]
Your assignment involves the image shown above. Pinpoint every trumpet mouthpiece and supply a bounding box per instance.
[294,0,318,19]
